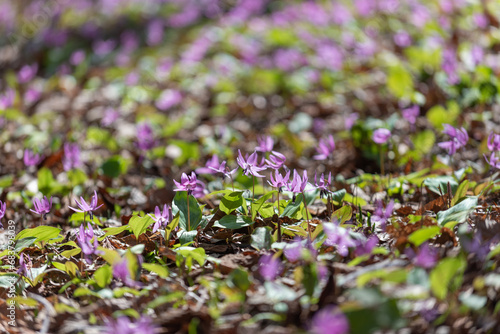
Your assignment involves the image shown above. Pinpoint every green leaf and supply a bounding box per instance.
[67,169,87,186]
[423,176,458,195]
[65,261,80,277]
[387,64,414,98]
[437,196,478,226]
[281,194,303,218]
[61,248,82,259]
[408,226,441,247]
[165,214,180,242]
[142,263,169,278]
[102,225,130,238]
[93,265,112,288]
[16,226,61,243]
[459,292,487,310]
[330,189,346,205]
[14,237,37,252]
[220,191,244,215]
[178,230,198,245]
[451,180,469,206]
[173,192,202,231]
[213,215,254,229]
[68,212,100,225]
[176,247,206,266]
[38,167,61,195]
[430,256,466,300]
[128,215,154,239]
[251,227,273,250]
[333,205,352,224]
[251,191,277,220]
[426,104,460,129]
[412,130,436,155]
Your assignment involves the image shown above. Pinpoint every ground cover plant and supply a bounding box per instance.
[1,0,500,333]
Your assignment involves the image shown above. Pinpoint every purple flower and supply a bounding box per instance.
[473,13,488,29]
[76,223,101,263]
[93,39,116,56]
[30,196,52,220]
[437,124,468,155]
[155,89,182,111]
[487,133,500,152]
[63,143,82,171]
[24,88,41,104]
[255,135,274,153]
[462,232,494,261]
[314,135,335,160]
[146,19,164,46]
[113,257,142,288]
[442,48,459,85]
[136,122,156,151]
[323,222,356,257]
[284,238,303,262]
[393,30,412,47]
[0,88,15,109]
[23,149,43,167]
[314,172,332,198]
[0,200,6,228]
[268,169,291,192]
[402,105,420,125]
[148,204,172,233]
[355,235,379,257]
[344,113,359,130]
[70,50,86,66]
[265,151,286,170]
[173,172,205,197]
[237,150,267,178]
[405,243,438,269]
[208,160,238,179]
[310,306,349,334]
[17,253,32,277]
[69,190,103,220]
[484,153,500,169]
[258,253,282,281]
[101,107,120,127]
[18,64,38,83]
[371,200,394,231]
[286,169,309,194]
[195,155,221,175]
[104,316,157,334]
[372,128,391,144]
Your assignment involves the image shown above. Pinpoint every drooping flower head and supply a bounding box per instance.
[113,257,142,288]
[371,200,394,231]
[487,133,500,152]
[437,124,468,155]
[17,253,32,278]
[173,172,205,197]
[405,242,438,269]
[309,306,349,334]
[265,151,286,170]
[402,105,419,125]
[104,315,157,334]
[18,64,38,83]
[314,172,332,198]
[255,135,274,153]
[208,160,238,179]
[484,153,500,169]
[30,196,52,220]
[286,169,309,194]
[136,122,156,151]
[0,200,5,228]
[314,135,335,160]
[148,204,172,233]
[195,155,220,175]
[23,149,43,167]
[236,150,267,178]
[268,169,290,192]
[63,142,82,171]
[372,128,391,144]
[323,222,356,257]
[76,223,101,263]
[258,253,282,281]
[69,190,103,221]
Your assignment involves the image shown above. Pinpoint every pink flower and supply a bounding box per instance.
[372,128,391,144]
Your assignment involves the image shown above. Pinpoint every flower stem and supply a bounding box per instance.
[187,193,191,231]
[277,190,281,242]
[302,191,311,241]
[380,146,385,176]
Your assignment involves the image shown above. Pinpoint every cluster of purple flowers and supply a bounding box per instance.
[437,124,468,156]
[484,133,500,169]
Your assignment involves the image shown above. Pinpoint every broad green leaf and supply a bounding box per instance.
[38,167,61,195]
[142,263,169,278]
[67,169,87,186]
[423,176,457,195]
[251,191,277,220]
[52,262,66,271]
[251,227,273,250]
[176,247,206,266]
[128,215,154,239]
[412,130,435,155]
[387,65,413,98]
[426,104,459,129]
[65,261,80,277]
[430,256,466,300]
[437,196,478,226]
[451,180,469,206]
[408,226,441,246]
[333,205,352,224]
[93,265,112,288]
[281,194,303,218]
[61,248,82,259]
[173,192,202,231]
[14,237,37,252]
[213,215,254,229]
[165,214,180,243]
[68,212,100,225]
[178,230,198,245]
[330,189,346,204]
[102,225,130,238]
[220,191,244,215]
[16,226,61,243]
